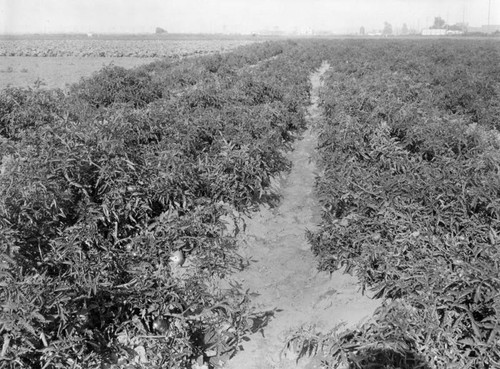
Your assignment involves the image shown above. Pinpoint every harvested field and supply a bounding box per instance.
[0,36,259,89]
[0,56,158,89]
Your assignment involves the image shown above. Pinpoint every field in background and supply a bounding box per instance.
[0,57,160,90]
[0,38,257,58]
[0,35,260,89]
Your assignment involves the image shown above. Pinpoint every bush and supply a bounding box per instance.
[0,87,65,139]
[69,65,164,109]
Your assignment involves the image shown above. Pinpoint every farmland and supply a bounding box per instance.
[0,57,160,90]
[0,35,259,89]
[0,35,257,57]
[300,39,500,368]
[1,38,500,369]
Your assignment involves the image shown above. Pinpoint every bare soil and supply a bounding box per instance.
[0,38,256,90]
[223,63,380,369]
[0,56,159,90]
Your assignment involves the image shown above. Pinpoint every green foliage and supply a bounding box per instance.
[0,87,65,139]
[69,65,164,109]
[306,39,500,368]
[0,40,322,368]
[10,37,500,369]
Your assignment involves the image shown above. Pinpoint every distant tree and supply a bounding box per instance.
[383,22,393,35]
[155,27,167,34]
[431,17,446,29]
[360,26,365,35]
[402,23,409,35]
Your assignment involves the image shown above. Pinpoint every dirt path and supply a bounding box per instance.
[223,63,380,369]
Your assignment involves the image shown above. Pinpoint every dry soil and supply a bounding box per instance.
[0,56,158,90]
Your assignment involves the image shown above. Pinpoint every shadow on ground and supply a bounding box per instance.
[346,347,431,369]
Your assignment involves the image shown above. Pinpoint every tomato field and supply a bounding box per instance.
[298,39,500,368]
[1,38,499,369]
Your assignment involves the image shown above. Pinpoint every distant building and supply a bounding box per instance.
[422,28,447,36]
[422,28,464,36]
[446,30,464,35]
[468,25,500,34]
[484,25,500,33]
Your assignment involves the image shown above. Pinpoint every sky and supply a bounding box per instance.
[0,0,498,34]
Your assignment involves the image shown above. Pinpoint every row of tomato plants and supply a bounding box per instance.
[0,40,323,368]
[305,39,500,368]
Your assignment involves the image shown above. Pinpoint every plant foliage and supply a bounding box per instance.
[0,40,323,368]
[304,39,500,368]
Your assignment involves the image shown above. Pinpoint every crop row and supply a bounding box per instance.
[302,39,500,368]
[0,40,323,368]
[0,39,256,58]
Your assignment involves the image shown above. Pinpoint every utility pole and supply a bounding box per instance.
[462,4,466,31]
[488,0,492,32]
